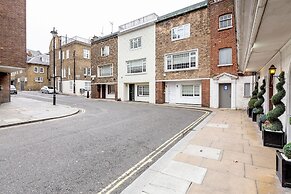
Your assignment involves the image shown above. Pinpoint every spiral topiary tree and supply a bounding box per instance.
[254,79,266,114]
[266,71,286,131]
[248,82,258,109]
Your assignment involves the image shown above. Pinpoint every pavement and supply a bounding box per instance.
[122,109,291,194]
[0,96,80,128]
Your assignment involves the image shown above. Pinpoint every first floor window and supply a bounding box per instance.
[108,85,115,94]
[127,59,146,74]
[34,77,43,82]
[165,50,197,71]
[244,83,251,97]
[66,50,70,59]
[137,85,149,96]
[219,48,232,65]
[83,67,91,76]
[98,65,113,77]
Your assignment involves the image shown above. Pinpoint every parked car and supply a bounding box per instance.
[40,86,54,94]
[10,85,17,94]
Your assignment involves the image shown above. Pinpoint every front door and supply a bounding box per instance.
[20,81,25,91]
[101,84,106,99]
[219,83,231,108]
[129,84,135,101]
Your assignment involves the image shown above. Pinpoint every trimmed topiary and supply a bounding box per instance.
[266,72,286,131]
[283,142,291,159]
[254,79,266,114]
[248,82,258,109]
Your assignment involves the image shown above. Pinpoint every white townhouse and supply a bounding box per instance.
[118,14,158,103]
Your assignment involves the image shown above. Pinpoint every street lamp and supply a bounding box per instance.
[269,65,277,76]
[268,65,277,111]
[50,27,58,105]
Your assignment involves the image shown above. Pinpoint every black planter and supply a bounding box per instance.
[247,108,253,118]
[252,112,257,122]
[262,129,285,148]
[276,150,291,188]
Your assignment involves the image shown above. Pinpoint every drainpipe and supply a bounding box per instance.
[243,0,268,71]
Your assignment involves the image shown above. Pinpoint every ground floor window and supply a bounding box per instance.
[137,85,149,96]
[244,83,251,97]
[85,82,91,91]
[181,85,200,97]
[108,85,115,94]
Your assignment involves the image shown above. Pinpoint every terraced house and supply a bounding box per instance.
[91,33,118,100]
[91,0,253,109]
[49,36,91,95]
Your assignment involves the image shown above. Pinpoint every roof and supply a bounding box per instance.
[27,49,42,57]
[27,53,49,66]
[157,0,208,22]
[61,36,91,46]
[91,32,119,44]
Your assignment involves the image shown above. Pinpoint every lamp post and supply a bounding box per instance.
[268,65,277,110]
[50,27,58,105]
[73,50,76,94]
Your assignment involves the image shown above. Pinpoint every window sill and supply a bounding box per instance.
[218,26,233,31]
[98,75,113,78]
[217,64,233,67]
[165,68,198,72]
[243,96,251,98]
[126,72,147,76]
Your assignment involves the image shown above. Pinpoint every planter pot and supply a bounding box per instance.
[262,129,285,148]
[252,112,257,122]
[247,108,253,118]
[276,150,291,188]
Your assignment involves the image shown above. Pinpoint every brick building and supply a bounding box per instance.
[49,36,91,95]
[0,0,26,103]
[91,33,118,100]
[11,50,49,91]
[155,1,210,106]
[208,0,252,109]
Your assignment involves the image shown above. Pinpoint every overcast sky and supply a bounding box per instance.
[27,0,203,53]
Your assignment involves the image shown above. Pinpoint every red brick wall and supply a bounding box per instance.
[201,79,210,107]
[0,0,26,69]
[0,73,11,103]
[209,0,238,77]
[155,82,165,104]
[91,84,100,99]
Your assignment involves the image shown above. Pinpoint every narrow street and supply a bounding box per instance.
[0,92,204,193]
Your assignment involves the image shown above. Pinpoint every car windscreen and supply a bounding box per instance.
[48,87,53,89]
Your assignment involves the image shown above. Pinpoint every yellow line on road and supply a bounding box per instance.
[98,110,210,194]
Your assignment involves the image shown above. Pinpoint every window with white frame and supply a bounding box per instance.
[98,65,113,77]
[219,48,232,65]
[182,85,194,96]
[194,85,200,96]
[171,23,190,41]
[244,83,251,97]
[34,77,43,82]
[130,37,141,49]
[127,59,146,74]
[68,67,71,76]
[66,50,70,59]
[83,67,91,76]
[137,85,149,96]
[62,51,65,60]
[58,51,61,59]
[34,66,38,73]
[63,68,66,78]
[83,49,90,59]
[85,82,91,91]
[101,46,110,56]
[219,14,232,30]
[39,67,44,73]
[108,85,115,94]
[165,50,197,71]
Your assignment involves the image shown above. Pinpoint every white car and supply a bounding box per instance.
[40,86,54,94]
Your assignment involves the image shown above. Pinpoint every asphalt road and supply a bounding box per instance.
[0,92,205,193]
